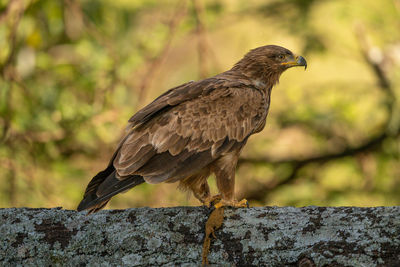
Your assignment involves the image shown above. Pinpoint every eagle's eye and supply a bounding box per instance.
[278,54,286,61]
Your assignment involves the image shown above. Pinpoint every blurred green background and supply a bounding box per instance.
[1,0,400,210]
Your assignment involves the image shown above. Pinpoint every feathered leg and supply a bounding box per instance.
[178,169,222,207]
[211,153,249,208]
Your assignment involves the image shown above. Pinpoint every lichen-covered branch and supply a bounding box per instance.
[1,206,399,266]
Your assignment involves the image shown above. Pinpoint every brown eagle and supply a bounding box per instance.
[77,45,307,213]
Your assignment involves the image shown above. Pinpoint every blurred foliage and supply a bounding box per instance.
[0,0,400,210]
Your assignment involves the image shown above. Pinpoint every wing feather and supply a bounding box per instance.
[113,82,268,185]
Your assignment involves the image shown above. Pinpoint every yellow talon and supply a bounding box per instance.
[203,194,222,207]
[236,198,249,208]
[213,198,249,209]
[214,201,224,209]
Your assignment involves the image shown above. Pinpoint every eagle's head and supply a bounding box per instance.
[232,45,307,89]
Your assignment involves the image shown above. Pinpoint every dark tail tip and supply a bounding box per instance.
[77,174,145,213]
[77,194,97,212]
[77,194,110,214]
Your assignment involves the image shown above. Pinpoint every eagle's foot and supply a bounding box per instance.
[214,198,249,209]
[203,194,222,208]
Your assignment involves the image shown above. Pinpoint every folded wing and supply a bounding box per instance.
[114,82,267,184]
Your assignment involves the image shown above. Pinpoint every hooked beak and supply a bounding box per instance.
[296,55,307,70]
[281,55,307,70]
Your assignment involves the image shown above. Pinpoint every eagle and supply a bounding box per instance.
[77,45,307,213]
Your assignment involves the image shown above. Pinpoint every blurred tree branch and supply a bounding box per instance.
[0,0,25,72]
[239,24,399,202]
[135,0,188,107]
[0,0,27,143]
[192,0,208,79]
[0,0,27,205]
[191,0,221,78]
[0,0,43,206]
[63,0,121,111]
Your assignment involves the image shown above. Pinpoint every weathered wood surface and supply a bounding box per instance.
[1,206,399,266]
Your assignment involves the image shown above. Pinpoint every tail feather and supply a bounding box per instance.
[77,165,145,213]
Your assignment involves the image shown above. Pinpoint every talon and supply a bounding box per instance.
[237,198,249,208]
[203,194,222,208]
[210,194,222,206]
[214,201,224,209]
[213,198,249,209]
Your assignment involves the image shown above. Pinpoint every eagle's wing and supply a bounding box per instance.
[114,80,268,184]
